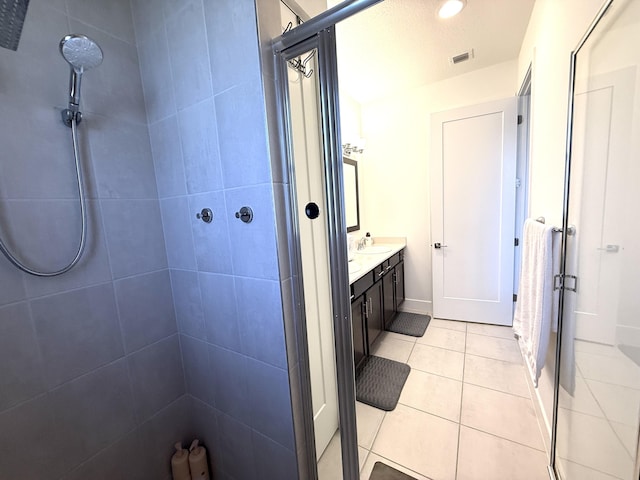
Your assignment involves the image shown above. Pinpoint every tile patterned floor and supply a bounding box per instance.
[318,319,550,480]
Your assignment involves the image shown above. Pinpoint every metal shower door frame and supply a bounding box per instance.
[271,1,382,478]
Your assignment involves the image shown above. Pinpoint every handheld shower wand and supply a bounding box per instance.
[0,34,103,277]
[59,34,103,126]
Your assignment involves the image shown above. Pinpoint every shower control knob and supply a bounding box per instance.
[196,208,213,223]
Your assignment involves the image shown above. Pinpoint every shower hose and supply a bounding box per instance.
[0,116,87,277]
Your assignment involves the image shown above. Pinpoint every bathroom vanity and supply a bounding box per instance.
[349,242,406,370]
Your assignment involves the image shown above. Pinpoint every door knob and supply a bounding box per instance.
[434,242,448,249]
[305,202,320,219]
[597,244,620,253]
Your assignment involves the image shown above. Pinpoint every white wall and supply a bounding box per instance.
[517,0,605,441]
[357,60,518,314]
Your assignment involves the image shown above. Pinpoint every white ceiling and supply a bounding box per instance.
[330,0,536,104]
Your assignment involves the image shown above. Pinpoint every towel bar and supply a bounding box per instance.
[535,217,575,236]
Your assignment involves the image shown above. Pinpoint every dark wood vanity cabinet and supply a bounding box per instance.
[351,297,367,371]
[350,248,405,368]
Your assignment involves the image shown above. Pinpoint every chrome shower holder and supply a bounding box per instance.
[61,109,82,127]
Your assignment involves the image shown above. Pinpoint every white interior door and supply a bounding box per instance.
[431,98,517,325]
[568,68,635,344]
[284,8,338,457]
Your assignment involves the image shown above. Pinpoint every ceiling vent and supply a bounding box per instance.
[450,49,474,65]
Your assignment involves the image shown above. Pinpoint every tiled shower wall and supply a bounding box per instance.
[132,0,299,478]
[0,0,190,478]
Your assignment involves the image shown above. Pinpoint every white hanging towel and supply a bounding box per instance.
[513,219,557,386]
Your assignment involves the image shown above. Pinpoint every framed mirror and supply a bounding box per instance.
[343,157,360,232]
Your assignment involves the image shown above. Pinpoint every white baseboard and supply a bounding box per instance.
[399,299,432,316]
[617,325,640,347]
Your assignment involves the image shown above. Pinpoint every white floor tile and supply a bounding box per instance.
[466,323,515,340]
[408,344,465,380]
[356,401,385,450]
[430,318,467,332]
[417,326,466,352]
[558,374,604,417]
[466,333,523,364]
[556,408,634,479]
[372,404,458,480]
[457,426,548,480]
[377,330,417,344]
[461,383,545,451]
[464,354,531,398]
[586,379,640,425]
[399,369,463,422]
[574,340,626,358]
[611,420,638,459]
[576,350,640,389]
[556,458,621,480]
[318,430,343,480]
[358,446,368,472]
[360,452,433,480]
[371,337,415,363]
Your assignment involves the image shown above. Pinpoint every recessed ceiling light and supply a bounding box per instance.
[437,0,467,19]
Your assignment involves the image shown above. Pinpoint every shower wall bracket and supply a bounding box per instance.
[61,109,82,127]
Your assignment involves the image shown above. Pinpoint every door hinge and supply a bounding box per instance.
[513,294,517,302]
[517,114,523,125]
[514,238,519,247]
[554,274,578,292]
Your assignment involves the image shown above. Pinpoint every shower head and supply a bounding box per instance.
[59,34,103,115]
[59,34,103,72]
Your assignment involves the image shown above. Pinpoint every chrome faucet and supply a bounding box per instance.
[357,237,366,250]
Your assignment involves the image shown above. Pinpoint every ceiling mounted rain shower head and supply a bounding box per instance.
[59,34,103,72]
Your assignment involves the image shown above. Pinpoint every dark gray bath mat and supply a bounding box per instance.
[356,356,410,411]
[387,312,431,337]
[369,461,419,480]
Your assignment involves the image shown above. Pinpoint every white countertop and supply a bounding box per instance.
[348,239,406,285]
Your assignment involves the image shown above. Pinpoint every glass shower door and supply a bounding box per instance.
[554,0,640,478]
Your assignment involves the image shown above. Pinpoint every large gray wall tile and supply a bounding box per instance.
[0,101,83,199]
[102,199,168,278]
[130,0,165,45]
[160,197,197,270]
[189,397,220,473]
[203,0,261,95]
[215,81,272,188]
[50,359,136,467]
[252,430,298,480]
[0,303,44,412]
[181,335,215,405]
[0,395,69,480]
[178,98,224,193]
[0,2,70,109]
[188,192,233,274]
[171,269,205,338]
[66,0,136,44]
[68,20,147,124]
[225,184,279,280]
[89,116,157,199]
[0,256,26,306]
[129,335,185,422]
[2,200,84,274]
[137,26,177,123]
[31,283,124,388]
[115,270,177,353]
[149,115,186,198]
[216,412,257,480]
[166,0,212,109]
[209,345,250,424]
[200,272,240,350]
[246,358,295,451]
[142,395,194,480]
[236,277,287,369]
[23,200,112,298]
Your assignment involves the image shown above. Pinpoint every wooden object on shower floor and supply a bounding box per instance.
[387,312,431,337]
[356,355,410,411]
[369,462,419,480]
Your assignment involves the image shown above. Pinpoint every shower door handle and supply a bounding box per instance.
[597,245,620,253]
